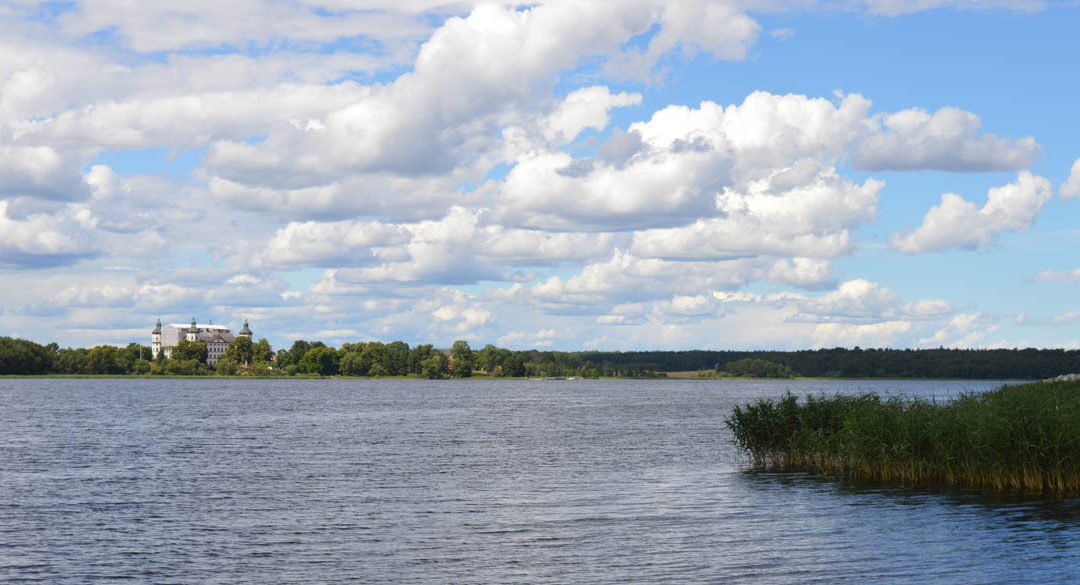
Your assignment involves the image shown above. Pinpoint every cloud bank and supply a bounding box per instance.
[0,0,1063,350]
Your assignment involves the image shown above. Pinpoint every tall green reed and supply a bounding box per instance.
[725,381,1080,493]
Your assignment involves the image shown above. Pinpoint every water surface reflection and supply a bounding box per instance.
[0,377,1070,584]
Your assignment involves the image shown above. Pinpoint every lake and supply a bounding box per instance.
[1,378,1076,583]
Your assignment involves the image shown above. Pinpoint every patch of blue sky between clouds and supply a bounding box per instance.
[87,147,206,181]
[462,162,515,193]
[280,268,326,293]
[22,1,75,22]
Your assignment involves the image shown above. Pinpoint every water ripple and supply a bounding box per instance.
[0,378,1072,584]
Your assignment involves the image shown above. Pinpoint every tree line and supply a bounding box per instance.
[2,335,1080,379]
[572,347,1080,379]
[0,336,523,378]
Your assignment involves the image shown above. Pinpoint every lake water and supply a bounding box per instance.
[2,378,1077,584]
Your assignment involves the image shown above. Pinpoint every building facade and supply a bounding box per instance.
[152,318,252,366]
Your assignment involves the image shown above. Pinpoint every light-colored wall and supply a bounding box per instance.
[154,324,235,365]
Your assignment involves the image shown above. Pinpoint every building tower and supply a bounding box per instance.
[239,320,252,338]
[186,318,198,342]
[151,318,162,359]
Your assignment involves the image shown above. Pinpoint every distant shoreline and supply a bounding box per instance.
[0,374,1035,382]
[4,335,1077,379]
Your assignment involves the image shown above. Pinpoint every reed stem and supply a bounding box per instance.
[725,381,1080,494]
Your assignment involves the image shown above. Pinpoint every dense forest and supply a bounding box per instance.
[571,347,1080,380]
[1,335,1079,379]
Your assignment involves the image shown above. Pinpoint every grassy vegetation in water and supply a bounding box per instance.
[725,381,1080,494]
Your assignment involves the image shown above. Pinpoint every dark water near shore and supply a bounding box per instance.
[2,378,1077,584]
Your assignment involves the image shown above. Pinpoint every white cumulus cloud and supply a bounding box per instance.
[261,220,410,268]
[494,92,875,231]
[543,86,642,145]
[792,279,952,323]
[1060,158,1080,200]
[0,201,98,267]
[203,2,740,191]
[891,171,1052,253]
[0,144,88,201]
[854,106,1039,172]
[811,321,913,349]
[917,313,1000,348]
[0,1,1064,349]
[630,168,881,260]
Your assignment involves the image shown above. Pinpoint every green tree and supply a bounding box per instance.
[276,340,311,368]
[252,338,274,365]
[117,343,149,373]
[408,344,435,374]
[360,342,388,375]
[131,359,152,375]
[421,351,449,379]
[503,352,526,377]
[476,344,498,374]
[214,355,239,375]
[0,337,54,375]
[722,358,794,378]
[55,347,90,374]
[386,341,410,376]
[339,351,365,376]
[172,340,208,364]
[87,345,123,374]
[340,342,367,354]
[299,346,339,376]
[450,340,473,378]
[290,340,312,356]
[163,358,208,376]
[221,336,254,366]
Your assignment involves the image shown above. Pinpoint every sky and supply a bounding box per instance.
[2,0,1080,352]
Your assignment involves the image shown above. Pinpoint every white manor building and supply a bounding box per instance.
[152,318,253,366]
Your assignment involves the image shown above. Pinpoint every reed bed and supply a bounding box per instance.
[725,381,1080,494]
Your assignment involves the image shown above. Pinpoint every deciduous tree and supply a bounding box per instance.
[172,340,208,364]
[253,338,273,365]
[450,340,473,378]
[299,346,339,376]
[222,336,254,366]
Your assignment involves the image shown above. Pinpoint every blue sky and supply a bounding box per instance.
[1,0,1079,351]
